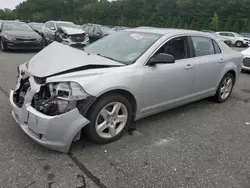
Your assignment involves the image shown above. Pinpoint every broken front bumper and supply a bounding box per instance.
[9,76,90,153]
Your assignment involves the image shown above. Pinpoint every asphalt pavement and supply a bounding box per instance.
[0,49,250,188]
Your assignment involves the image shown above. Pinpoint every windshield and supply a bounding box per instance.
[29,23,44,30]
[100,26,116,35]
[56,22,79,29]
[84,31,162,64]
[2,22,33,32]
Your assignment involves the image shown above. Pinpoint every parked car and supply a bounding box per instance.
[240,48,250,71]
[240,33,250,39]
[81,23,116,43]
[201,30,215,33]
[217,31,250,47]
[113,26,131,31]
[0,20,43,51]
[42,21,89,48]
[9,28,242,153]
[202,31,232,46]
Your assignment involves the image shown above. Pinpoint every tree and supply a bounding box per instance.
[2,0,249,32]
[189,20,195,30]
[166,15,173,28]
[184,22,189,29]
[201,22,209,30]
[232,21,240,32]
[178,19,185,28]
[210,12,219,31]
[171,17,178,28]
[224,16,233,31]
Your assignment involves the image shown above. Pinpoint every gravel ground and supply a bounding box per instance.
[0,48,249,188]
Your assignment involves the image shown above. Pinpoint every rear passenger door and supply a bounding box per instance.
[190,36,225,97]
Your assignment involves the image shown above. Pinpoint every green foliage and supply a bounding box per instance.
[189,20,195,30]
[178,19,185,29]
[224,16,233,31]
[166,15,173,28]
[232,21,240,32]
[184,22,189,29]
[0,9,16,20]
[171,17,178,28]
[0,0,249,32]
[210,12,219,31]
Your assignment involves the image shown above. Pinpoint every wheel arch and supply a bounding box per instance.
[87,89,137,121]
[226,70,236,84]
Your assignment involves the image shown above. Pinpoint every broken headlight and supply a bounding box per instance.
[33,82,89,115]
[48,82,88,101]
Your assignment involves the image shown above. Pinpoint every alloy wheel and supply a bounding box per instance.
[220,77,233,100]
[95,102,128,139]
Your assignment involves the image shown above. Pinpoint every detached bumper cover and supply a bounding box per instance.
[9,76,90,153]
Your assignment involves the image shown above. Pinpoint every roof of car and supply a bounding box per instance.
[126,27,208,36]
[48,21,74,24]
[1,20,27,24]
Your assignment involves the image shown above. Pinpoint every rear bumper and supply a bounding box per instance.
[9,75,90,153]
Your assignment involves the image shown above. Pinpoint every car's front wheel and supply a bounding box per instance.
[84,94,133,144]
[214,73,234,103]
[235,41,243,47]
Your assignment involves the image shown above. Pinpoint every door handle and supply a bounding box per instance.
[219,59,226,63]
[185,64,193,70]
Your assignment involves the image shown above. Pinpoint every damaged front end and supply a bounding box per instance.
[55,28,90,48]
[32,81,89,116]
[9,65,92,153]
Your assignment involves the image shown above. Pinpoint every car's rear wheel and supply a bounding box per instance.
[235,41,243,47]
[214,73,234,103]
[84,94,132,144]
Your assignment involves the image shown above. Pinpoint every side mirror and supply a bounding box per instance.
[147,53,175,66]
[0,29,2,32]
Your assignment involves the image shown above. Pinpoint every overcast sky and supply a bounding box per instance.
[0,0,26,9]
[0,0,115,10]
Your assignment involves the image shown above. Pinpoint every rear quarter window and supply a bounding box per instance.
[191,36,215,57]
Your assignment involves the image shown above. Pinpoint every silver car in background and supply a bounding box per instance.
[9,28,243,152]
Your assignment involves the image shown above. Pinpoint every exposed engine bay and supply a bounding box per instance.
[13,75,89,116]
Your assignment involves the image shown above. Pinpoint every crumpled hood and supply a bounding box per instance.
[60,26,85,35]
[3,30,40,38]
[27,42,123,78]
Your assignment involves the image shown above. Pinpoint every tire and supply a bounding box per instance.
[213,73,235,103]
[235,41,243,48]
[84,94,133,144]
[0,39,7,52]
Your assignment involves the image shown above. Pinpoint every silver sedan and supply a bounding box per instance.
[9,28,243,152]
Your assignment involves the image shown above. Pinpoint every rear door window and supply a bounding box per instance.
[191,36,215,57]
[219,33,227,36]
[227,33,235,37]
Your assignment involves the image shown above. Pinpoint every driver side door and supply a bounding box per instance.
[139,36,195,116]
